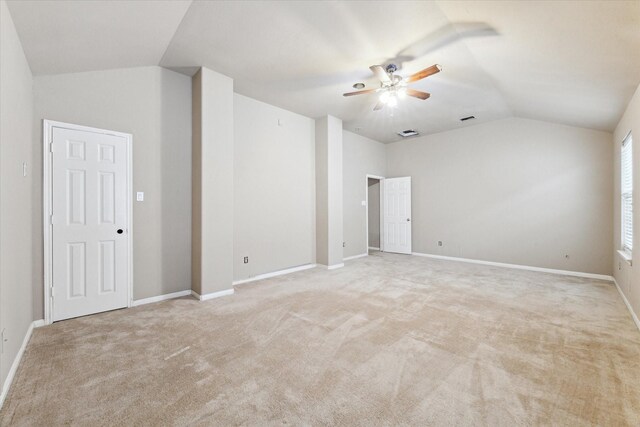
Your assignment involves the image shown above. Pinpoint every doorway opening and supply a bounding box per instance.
[366,175,384,254]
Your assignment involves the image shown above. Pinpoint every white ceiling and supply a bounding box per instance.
[7,0,640,143]
[6,0,192,75]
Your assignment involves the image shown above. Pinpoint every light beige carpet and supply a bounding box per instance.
[2,252,640,426]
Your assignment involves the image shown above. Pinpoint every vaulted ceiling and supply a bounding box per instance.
[7,0,640,142]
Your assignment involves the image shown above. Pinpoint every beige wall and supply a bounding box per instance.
[0,0,35,390]
[613,84,640,318]
[328,117,343,267]
[387,117,613,275]
[34,66,192,303]
[368,179,381,249]
[191,67,234,295]
[191,71,203,294]
[233,94,315,281]
[315,119,329,265]
[315,116,343,266]
[343,131,386,258]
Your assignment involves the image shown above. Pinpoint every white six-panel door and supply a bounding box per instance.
[383,177,412,254]
[51,127,129,321]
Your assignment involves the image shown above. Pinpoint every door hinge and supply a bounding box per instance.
[50,285,54,299]
[50,214,54,225]
[49,142,53,153]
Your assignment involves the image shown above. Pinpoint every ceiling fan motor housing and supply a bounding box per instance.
[342,63,440,111]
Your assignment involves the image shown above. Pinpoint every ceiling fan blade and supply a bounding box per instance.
[343,88,378,97]
[406,88,431,100]
[373,100,385,111]
[370,65,391,83]
[389,23,497,68]
[405,64,442,83]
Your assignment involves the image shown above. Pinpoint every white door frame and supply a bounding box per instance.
[43,120,133,325]
[365,174,385,253]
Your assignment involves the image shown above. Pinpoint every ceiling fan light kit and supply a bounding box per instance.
[344,63,441,111]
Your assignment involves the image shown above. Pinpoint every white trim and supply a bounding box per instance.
[614,278,640,332]
[365,174,385,255]
[344,253,368,261]
[327,263,344,270]
[131,290,191,307]
[411,252,614,281]
[617,249,633,266]
[232,263,317,286]
[0,320,44,409]
[191,288,234,301]
[43,120,133,325]
[368,246,380,251]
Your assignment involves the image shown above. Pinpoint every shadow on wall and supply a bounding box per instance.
[33,121,44,318]
[159,70,192,296]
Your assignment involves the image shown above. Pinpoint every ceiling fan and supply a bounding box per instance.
[343,63,441,111]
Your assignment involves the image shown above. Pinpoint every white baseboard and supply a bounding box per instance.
[191,288,234,301]
[411,252,614,282]
[1,319,44,410]
[131,290,191,307]
[327,263,344,270]
[232,263,317,286]
[368,247,380,251]
[614,278,640,332]
[344,253,368,261]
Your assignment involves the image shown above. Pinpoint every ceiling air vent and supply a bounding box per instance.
[460,115,475,122]
[397,129,419,138]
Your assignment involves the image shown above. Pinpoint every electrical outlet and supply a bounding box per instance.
[243,256,249,264]
[437,241,443,247]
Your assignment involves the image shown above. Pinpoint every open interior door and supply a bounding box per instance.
[383,177,412,254]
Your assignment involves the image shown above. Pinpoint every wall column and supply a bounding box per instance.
[315,115,343,268]
[192,67,234,296]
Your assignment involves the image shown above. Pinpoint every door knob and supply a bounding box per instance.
[407,218,411,222]
[117,229,124,234]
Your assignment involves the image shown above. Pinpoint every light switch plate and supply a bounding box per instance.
[136,192,144,202]
[361,200,366,206]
